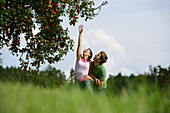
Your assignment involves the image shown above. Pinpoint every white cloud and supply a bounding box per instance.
[82,29,131,78]
[120,67,135,76]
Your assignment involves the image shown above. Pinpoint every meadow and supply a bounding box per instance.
[0,81,169,113]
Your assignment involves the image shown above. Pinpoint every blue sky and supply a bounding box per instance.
[1,0,170,79]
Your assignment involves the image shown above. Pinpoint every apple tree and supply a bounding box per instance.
[0,0,108,71]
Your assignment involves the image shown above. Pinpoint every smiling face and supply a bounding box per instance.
[93,51,108,64]
[83,48,91,57]
[93,52,101,62]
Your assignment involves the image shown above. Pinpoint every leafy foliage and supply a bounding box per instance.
[0,65,170,95]
[0,65,67,88]
[107,65,170,96]
[0,0,108,70]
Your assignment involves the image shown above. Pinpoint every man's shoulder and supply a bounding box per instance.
[99,64,106,70]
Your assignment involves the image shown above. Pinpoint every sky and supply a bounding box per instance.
[1,0,170,79]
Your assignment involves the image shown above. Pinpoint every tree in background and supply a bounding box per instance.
[0,53,2,67]
[68,68,75,84]
[0,0,108,70]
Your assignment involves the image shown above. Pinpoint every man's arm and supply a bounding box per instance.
[89,63,105,87]
[89,62,97,81]
[91,74,104,87]
[89,62,104,87]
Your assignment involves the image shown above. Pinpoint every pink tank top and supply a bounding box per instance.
[75,58,90,80]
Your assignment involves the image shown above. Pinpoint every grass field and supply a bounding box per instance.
[0,82,169,113]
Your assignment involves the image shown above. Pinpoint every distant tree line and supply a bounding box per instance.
[0,65,67,88]
[0,65,170,95]
[107,65,170,96]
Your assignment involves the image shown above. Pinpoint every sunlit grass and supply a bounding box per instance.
[0,82,169,113]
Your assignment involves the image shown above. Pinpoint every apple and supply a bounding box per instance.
[77,9,80,12]
[45,26,49,29]
[62,5,65,8]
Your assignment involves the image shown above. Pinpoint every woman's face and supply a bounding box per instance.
[83,48,91,57]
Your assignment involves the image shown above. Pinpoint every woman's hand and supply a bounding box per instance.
[79,25,84,34]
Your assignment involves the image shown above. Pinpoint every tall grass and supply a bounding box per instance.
[0,82,169,113]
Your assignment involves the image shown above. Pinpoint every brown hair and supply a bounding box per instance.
[88,48,93,60]
[99,51,108,64]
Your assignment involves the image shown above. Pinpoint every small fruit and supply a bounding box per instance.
[78,9,80,12]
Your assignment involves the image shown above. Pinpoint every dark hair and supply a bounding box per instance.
[88,48,93,60]
[99,51,108,64]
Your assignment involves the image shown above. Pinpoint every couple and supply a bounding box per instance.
[75,25,108,94]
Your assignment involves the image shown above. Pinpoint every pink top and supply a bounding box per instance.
[75,58,90,80]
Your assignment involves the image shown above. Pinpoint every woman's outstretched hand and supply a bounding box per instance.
[79,25,84,34]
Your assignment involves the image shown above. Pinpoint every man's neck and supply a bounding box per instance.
[94,61,100,66]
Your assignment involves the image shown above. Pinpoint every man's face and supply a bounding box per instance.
[93,52,101,62]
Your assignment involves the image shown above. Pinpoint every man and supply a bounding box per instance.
[89,51,108,94]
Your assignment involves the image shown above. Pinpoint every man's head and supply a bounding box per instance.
[93,51,108,64]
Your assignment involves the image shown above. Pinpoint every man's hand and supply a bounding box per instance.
[95,78,100,85]
[79,25,84,34]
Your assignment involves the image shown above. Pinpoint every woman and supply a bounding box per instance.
[75,25,94,93]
